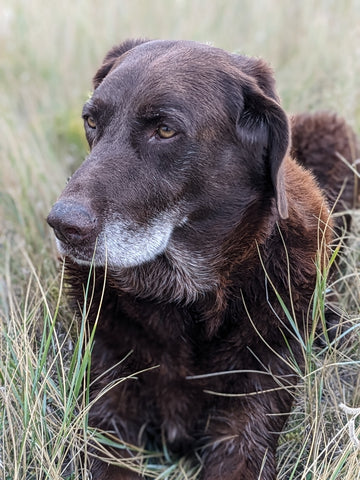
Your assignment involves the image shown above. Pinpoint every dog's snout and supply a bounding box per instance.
[47,201,97,246]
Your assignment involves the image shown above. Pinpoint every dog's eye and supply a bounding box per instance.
[86,116,97,129]
[157,125,176,139]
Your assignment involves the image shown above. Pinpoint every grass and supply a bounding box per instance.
[0,256,92,479]
[0,0,360,478]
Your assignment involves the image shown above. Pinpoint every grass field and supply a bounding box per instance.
[1,0,360,478]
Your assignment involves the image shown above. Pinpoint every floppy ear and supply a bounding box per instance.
[93,38,151,89]
[236,78,290,219]
[232,54,280,102]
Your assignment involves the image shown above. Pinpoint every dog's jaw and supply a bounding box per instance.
[56,210,187,269]
[97,213,177,268]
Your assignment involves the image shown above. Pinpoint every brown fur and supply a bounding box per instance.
[291,111,359,234]
[47,39,359,479]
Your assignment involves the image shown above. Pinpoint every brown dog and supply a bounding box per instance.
[47,39,358,479]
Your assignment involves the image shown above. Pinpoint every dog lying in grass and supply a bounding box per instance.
[47,39,359,479]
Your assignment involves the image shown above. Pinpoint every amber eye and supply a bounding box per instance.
[157,125,176,139]
[86,116,96,129]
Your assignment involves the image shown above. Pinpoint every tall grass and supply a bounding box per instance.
[0,254,90,479]
[1,0,360,478]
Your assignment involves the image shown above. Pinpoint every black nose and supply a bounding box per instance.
[47,201,97,245]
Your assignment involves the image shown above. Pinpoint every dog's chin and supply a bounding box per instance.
[53,211,187,269]
[55,232,171,269]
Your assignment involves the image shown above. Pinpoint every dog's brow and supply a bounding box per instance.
[139,110,160,120]
[137,106,189,125]
[82,98,106,116]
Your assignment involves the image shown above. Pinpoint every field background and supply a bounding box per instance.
[0,0,360,479]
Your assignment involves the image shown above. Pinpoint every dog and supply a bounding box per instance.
[47,39,359,479]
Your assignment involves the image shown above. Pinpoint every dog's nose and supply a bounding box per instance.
[47,201,97,245]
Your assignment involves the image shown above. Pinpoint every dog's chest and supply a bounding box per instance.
[96,298,217,433]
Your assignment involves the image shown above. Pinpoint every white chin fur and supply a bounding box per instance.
[98,216,175,268]
[60,212,182,268]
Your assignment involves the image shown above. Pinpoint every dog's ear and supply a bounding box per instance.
[93,38,151,89]
[236,76,290,219]
[232,55,280,102]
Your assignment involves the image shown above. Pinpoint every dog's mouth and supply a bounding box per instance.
[52,226,82,245]
[54,236,98,266]
[49,209,186,269]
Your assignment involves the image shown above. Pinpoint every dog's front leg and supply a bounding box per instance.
[200,442,276,480]
[198,400,288,480]
[90,460,144,480]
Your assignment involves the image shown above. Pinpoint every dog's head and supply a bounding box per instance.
[47,39,289,271]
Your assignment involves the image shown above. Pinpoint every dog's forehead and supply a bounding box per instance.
[93,40,243,120]
[103,41,236,96]
[119,40,231,73]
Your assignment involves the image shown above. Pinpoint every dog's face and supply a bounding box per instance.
[47,39,289,270]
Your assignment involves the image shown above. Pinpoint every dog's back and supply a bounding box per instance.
[291,112,359,233]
